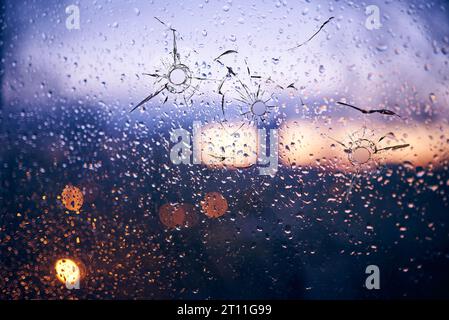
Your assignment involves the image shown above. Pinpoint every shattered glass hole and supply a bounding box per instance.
[251,100,268,117]
[167,64,192,93]
[350,146,372,165]
[169,65,188,85]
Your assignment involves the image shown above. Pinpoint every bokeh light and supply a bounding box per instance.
[55,258,81,288]
[159,203,185,229]
[61,185,84,212]
[200,192,229,218]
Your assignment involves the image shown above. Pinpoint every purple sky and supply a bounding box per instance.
[2,1,448,108]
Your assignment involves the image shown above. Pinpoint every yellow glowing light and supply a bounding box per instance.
[192,119,448,171]
[55,258,81,287]
[279,120,449,169]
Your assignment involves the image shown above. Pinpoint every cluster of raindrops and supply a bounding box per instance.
[1,0,449,300]
[131,16,331,125]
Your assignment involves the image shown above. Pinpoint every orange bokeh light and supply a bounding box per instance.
[61,185,84,212]
[159,203,186,228]
[201,192,228,218]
